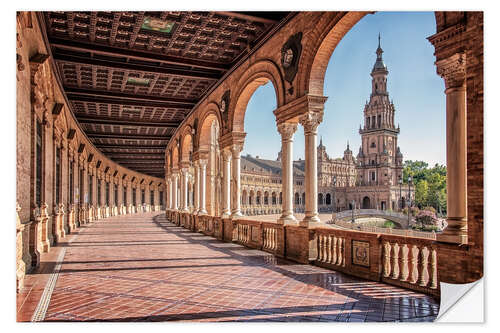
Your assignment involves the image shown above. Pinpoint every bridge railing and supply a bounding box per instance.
[334,209,410,220]
[330,220,436,240]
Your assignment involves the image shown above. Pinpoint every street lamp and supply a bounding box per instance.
[332,175,337,213]
[407,175,413,227]
[398,176,403,212]
[351,199,356,223]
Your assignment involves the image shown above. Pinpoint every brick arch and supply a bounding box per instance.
[229,60,284,133]
[171,145,179,170]
[165,150,171,175]
[299,11,367,97]
[197,103,221,152]
[180,127,193,163]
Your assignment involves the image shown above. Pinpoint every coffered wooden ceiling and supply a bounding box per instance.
[39,11,292,178]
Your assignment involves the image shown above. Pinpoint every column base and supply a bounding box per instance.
[299,214,320,228]
[437,233,468,244]
[41,240,51,253]
[278,214,297,225]
[438,218,468,244]
[198,209,208,215]
[230,211,243,219]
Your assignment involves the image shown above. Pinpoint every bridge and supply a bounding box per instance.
[331,209,413,229]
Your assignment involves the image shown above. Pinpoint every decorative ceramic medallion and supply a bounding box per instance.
[352,240,370,267]
[281,32,303,83]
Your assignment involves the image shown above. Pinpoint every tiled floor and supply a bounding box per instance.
[18,212,439,322]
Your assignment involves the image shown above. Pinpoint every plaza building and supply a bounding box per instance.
[16,11,483,322]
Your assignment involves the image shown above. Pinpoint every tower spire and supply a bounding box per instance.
[372,33,386,73]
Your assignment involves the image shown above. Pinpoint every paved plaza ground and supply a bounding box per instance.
[17,212,439,322]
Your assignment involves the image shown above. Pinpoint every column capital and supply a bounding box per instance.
[436,52,466,89]
[299,112,323,135]
[277,122,298,141]
[231,143,243,156]
[180,161,191,169]
[222,147,232,160]
[219,131,246,150]
[198,159,208,167]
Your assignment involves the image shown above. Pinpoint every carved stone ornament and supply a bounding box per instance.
[299,112,323,135]
[220,90,230,113]
[436,52,466,89]
[281,32,303,83]
[277,122,298,141]
[220,90,231,132]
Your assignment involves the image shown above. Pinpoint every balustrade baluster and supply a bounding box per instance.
[323,235,328,262]
[430,248,438,289]
[391,243,400,279]
[337,238,343,266]
[325,235,331,263]
[263,228,267,249]
[419,247,430,287]
[273,229,277,250]
[409,245,419,284]
[317,235,323,262]
[383,242,391,278]
[341,238,346,266]
[332,236,337,264]
[400,244,409,282]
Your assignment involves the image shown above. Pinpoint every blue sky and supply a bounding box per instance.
[242,12,446,166]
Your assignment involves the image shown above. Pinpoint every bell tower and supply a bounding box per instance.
[356,34,403,186]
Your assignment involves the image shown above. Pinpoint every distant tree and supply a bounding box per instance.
[403,160,447,214]
[415,180,429,207]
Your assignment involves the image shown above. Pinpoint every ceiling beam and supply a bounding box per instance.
[77,117,180,129]
[66,88,196,109]
[107,152,165,156]
[48,37,230,72]
[87,132,170,140]
[218,12,279,24]
[96,144,166,149]
[54,52,221,80]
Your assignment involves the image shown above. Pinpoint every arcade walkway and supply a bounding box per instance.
[17,213,439,322]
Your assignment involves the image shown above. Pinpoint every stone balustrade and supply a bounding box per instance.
[262,227,278,252]
[167,209,440,297]
[381,236,438,292]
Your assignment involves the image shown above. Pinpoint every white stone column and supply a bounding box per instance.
[181,167,189,212]
[221,148,231,218]
[199,159,208,215]
[172,172,179,210]
[231,144,243,218]
[436,53,468,244]
[299,112,323,226]
[277,122,298,224]
[167,177,172,209]
[194,162,200,214]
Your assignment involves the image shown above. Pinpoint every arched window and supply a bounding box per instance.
[326,193,331,205]
[295,192,300,205]
[318,193,324,205]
